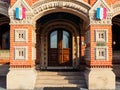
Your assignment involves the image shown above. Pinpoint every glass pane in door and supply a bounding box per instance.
[50,31,57,48]
[63,31,69,48]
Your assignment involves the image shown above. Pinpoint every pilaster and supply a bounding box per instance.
[7,0,37,89]
[84,0,115,89]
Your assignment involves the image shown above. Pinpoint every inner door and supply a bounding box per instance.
[48,29,72,66]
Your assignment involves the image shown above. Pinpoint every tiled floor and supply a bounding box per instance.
[0,76,120,90]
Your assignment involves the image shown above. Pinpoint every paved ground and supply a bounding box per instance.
[0,76,120,90]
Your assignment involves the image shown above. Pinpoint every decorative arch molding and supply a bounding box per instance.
[40,20,79,36]
[0,17,10,26]
[112,1,120,18]
[0,1,9,17]
[32,0,91,24]
[37,20,80,68]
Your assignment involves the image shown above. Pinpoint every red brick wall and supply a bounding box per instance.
[88,25,112,67]
[10,25,35,68]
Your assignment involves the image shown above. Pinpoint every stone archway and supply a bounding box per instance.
[112,15,120,78]
[112,2,120,77]
[0,14,10,64]
[35,11,86,69]
[31,0,90,69]
[31,0,91,25]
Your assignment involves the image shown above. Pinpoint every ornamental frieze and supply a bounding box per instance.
[10,15,34,25]
[112,2,120,17]
[89,13,112,25]
[32,1,90,16]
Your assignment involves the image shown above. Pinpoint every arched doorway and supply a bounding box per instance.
[48,29,72,66]
[112,15,120,64]
[112,14,120,79]
[36,12,84,69]
[0,14,10,64]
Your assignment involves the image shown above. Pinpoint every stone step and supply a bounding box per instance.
[35,87,88,90]
[37,72,84,76]
[35,84,86,88]
[36,79,85,84]
[36,75,84,80]
[35,71,87,88]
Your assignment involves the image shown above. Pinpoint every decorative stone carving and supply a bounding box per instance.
[14,46,28,60]
[112,1,120,17]
[89,0,113,25]
[95,46,108,60]
[8,0,34,25]
[14,29,28,42]
[95,29,108,42]
[32,0,91,22]
[8,0,91,25]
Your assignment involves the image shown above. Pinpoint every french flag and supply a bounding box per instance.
[96,7,107,19]
[15,7,26,19]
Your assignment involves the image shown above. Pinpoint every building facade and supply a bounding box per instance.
[1,0,120,89]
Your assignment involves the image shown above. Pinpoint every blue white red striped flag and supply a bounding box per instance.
[96,7,107,19]
[15,7,26,19]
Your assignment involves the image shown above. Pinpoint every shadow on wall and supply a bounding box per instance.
[41,87,87,90]
[0,64,9,89]
[0,76,6,89]
[0,64,9,76]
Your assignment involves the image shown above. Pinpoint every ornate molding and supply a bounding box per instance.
[89,0,112,25]
[112,1,120,17]
[0,17,9,25]
[9,0,91,25]
[9,15,34,25]
[89,13,112,25]
[32,0,91,22]
[8,0,34,25]
[39,20,79,36]
[0,1,9,16]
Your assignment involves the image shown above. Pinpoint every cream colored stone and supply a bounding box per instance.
[7,68,37,89]
[84,68,115,90]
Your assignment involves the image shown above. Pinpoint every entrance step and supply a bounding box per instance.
[35,71,87,89]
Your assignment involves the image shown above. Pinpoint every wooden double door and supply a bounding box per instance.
[48,29,72,66]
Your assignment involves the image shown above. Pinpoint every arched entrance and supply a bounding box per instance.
[0,14,10,64]
[112,14,120,78]
[36,12,84,69]
[112,15,120,64]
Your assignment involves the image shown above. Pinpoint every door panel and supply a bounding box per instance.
[48,29,72,66]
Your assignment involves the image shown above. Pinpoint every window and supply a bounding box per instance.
[15,29,28,42]
[14,46,28,60]
[95,47,107,60]
[95,30,107,42]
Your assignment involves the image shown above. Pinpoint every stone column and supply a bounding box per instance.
[84,24,115,89]
[7,25,37,89]
[84,1,115,89]
[7,0,37,89]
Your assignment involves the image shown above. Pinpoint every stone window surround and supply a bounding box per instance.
[14,46,28,60]
[14,29,28,42]
[94,29,108,42]
[95,46,108,60]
